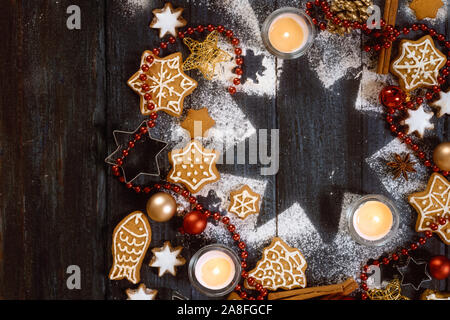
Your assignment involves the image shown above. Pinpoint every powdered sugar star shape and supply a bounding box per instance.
[150,3,187,38]
[402,105,434,137]
[149,241,186,277]
[431,90,450,117]
[126,283,158,300]
[228,185,261,219]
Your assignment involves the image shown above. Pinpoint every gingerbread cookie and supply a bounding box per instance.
[409,0,443,20]
[228,185,261,219]
[127,52,197,117]
[409,173,450,245]
[181,108,216,138]
[420,289,450,300]
[245,237,307,291]
[149,241,186,277]
[150,3,187,38]
[431,90,450,117]
[109,211,152,284]
[167,140,220,193]
[126,283,158,300]
[391,35,447,92]
[401,105,434,137]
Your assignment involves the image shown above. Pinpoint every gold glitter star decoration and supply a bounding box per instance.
[386,153,416,181]
[182,30,232,80]
[367,279,410,300]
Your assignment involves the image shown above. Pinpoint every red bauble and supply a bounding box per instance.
[429,255,450,280]
[183,210,207,235]
[379,86,406,108]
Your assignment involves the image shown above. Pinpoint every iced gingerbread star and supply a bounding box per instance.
[431,90,450,117]
[127,52,197,117]
[391,35,447,92]
[401,105,434,137]
[183,30,232,80]
[409,173,450,245]
[126,283,158,300]
[149,241,186,277]
[228,185,261,219]
[167,140,220,193]
[150,2,187,38]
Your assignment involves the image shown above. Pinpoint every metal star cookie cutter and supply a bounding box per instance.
[105,120,168,184]
[396,257,432,290]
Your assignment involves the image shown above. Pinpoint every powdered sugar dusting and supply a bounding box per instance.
[118,0,149,17]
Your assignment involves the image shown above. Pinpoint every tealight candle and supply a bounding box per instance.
[188,244,241,297]
[347,195,399,246]
[262,7,315,59]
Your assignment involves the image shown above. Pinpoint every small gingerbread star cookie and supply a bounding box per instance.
[181,108,216,138]
[167,140,220,193]
[126,283,158,300]
[228,185,261,219]
[149,241,186,277]
[150,3,187,38]
[402,105,434,137]
[409,0,443,20]
[431,90,450,117]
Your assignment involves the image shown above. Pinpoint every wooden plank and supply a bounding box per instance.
[0,0,107,299]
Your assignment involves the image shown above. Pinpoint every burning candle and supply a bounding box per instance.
[262,7,315,59]
[188,244,241,297]
[348,195,399,246]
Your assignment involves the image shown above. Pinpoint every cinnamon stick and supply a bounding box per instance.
[268,278,357,300]
[376,0,399,74]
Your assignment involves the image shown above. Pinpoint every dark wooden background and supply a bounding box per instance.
[0,0,448,299]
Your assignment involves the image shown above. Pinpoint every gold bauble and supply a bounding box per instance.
[146,192,177,222]
[433,142,450,171]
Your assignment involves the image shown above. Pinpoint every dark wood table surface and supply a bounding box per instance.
[1,0,448,299]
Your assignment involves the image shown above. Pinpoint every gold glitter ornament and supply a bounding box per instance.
[327,0,373,35]
[367,279,410,300]
[182,30,232,80]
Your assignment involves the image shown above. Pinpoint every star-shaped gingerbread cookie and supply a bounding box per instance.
[409,0,443,20]
[431,90,450,117]
[150,2,187,38]
[149,241,186,277]
[183,30,232,80]
[181,108,216,138]
[391,35,447,92]
[228,185,261,219]
[128,52,197,117]
[126,283,158,300]
[408,173,450,245]
[402,105,434,138]
[167,140,220,193]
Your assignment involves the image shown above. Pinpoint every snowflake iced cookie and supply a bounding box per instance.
[391,35,447,92]
[167,140,220,193]
[181,108,216,138]
[244,237,307,291]
[150,2,187,38]
[401,105,434,137]
[228,185,261,219]
[126,283,158,300]
[420,289,450,300]
[149,241,186,277]
[431,90,450,117]
[409,0,444,20]
[408,173,450,245]
[127,52,197,117]
[109,211,152,284]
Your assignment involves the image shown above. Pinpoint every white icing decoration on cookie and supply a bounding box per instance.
[431,90,450,117]
[403,105,434,137]
[151,4,186,38]
[126,284,158,300]
[149,242,186,277]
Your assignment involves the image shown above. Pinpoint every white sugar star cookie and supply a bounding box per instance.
[402,105,434,137]
[149,241,186,277]
[228,185,261,219]
[431,90,450,117]
[150,3,187,38]
[126,283,158,300]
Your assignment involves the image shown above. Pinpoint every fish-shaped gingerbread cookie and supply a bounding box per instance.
[109,211,152,284]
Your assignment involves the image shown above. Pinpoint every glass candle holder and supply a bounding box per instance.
[347,194,399,247]
[188,244,241,297]
[261,7,316,59]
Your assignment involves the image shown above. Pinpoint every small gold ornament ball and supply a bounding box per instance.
[433,142,450,171]
[146,192,177,222]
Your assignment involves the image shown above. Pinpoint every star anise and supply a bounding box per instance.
[386,153,416,181]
